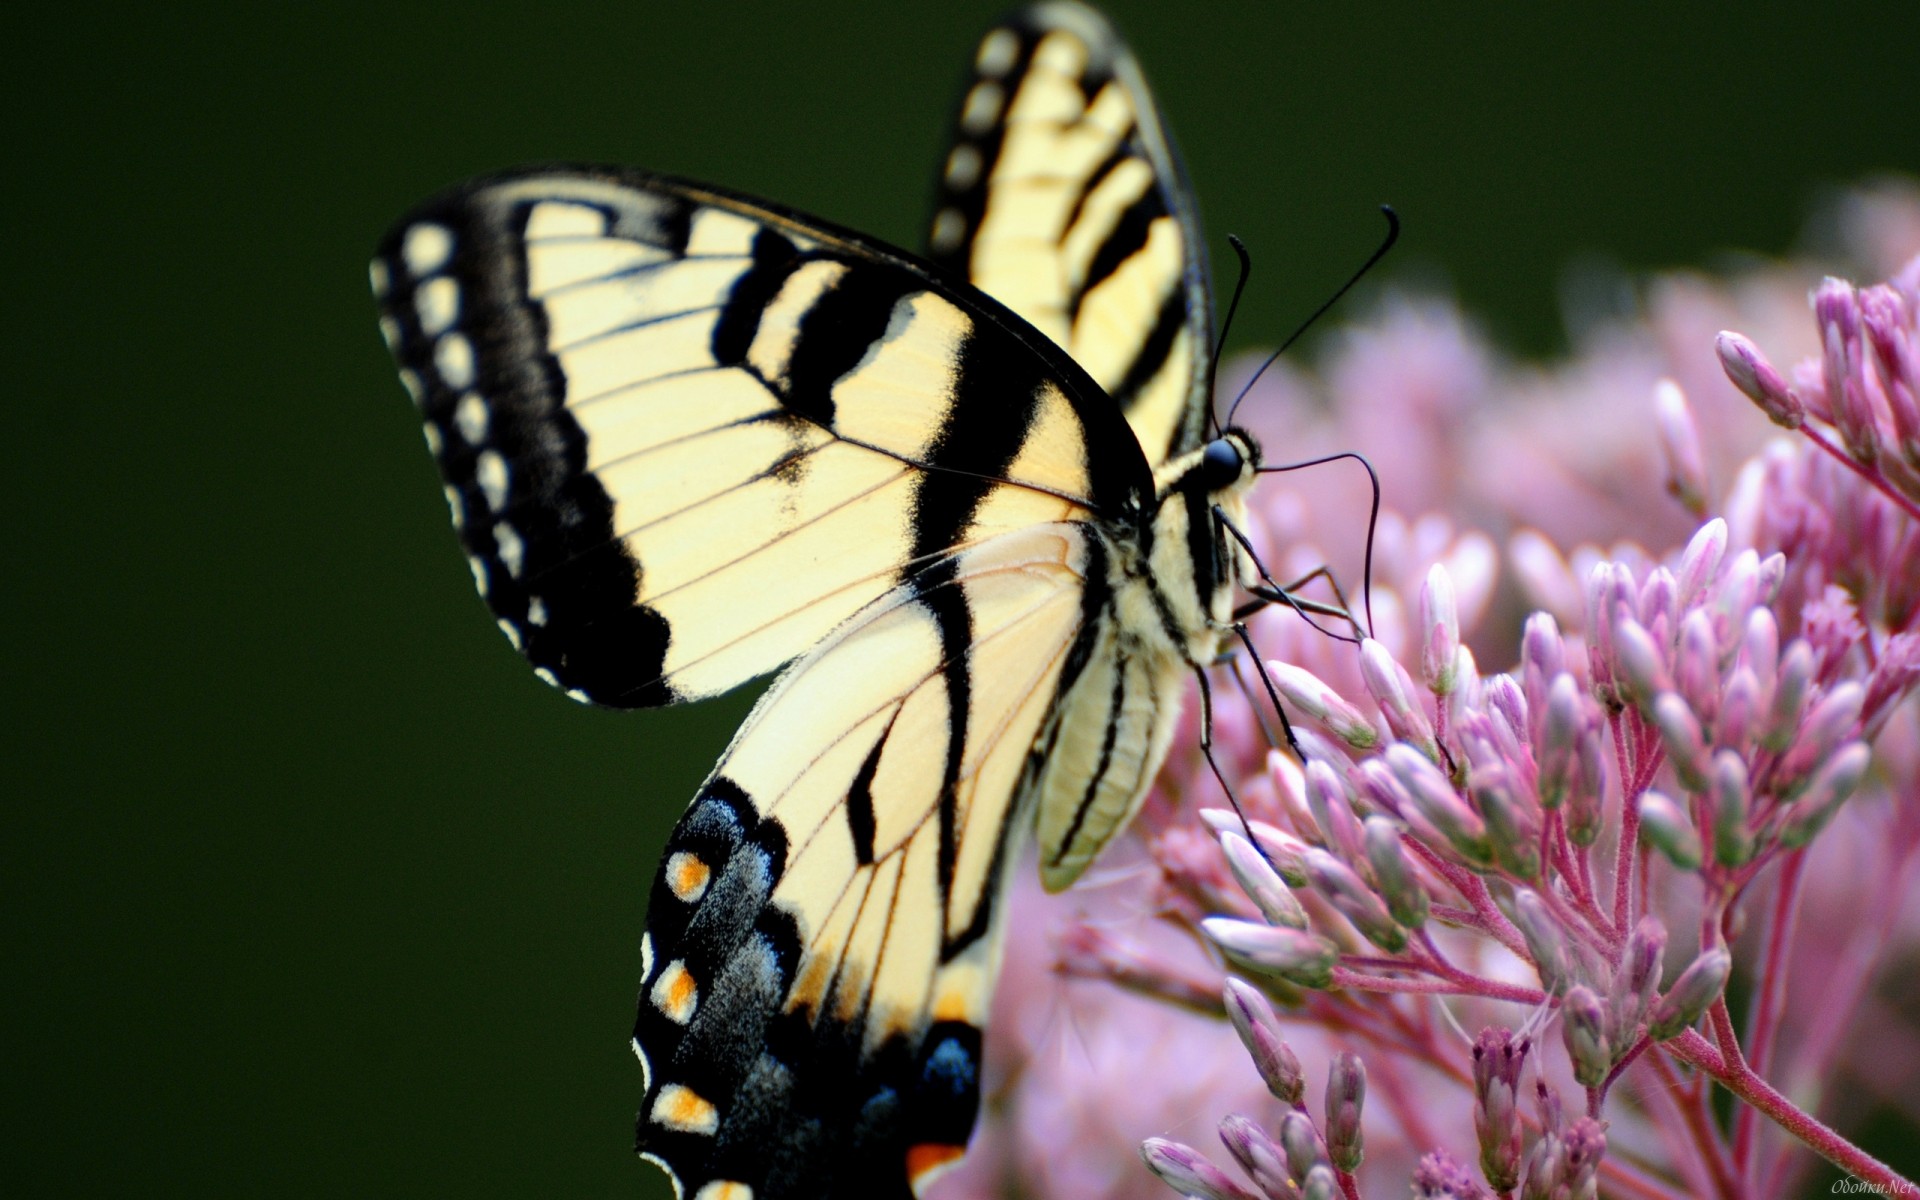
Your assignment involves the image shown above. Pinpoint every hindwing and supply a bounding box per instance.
[928,0,1214,467]
[372,168,1152,707]
[631,523,1108,1199]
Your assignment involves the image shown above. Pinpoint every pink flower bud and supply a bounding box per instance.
[1203,918,1338,988]
[1537,673,1586,809]
[1218,1114,1302,1200]
[1303,847,1406,952]
[1779,742,1872,848]
[1607,916,1668,1042]
[1717,330,1803,428]
[1279,1111,1326,1181]
[1763,640,1816,751]
[1360,638,1436,755]
[1777,682,1865,792]
[1638,567,1679,644]
[1223,978,1306,1105]
[1818,277,1884,463]
[1648,948,1732,1040]
[1472,1029,1528,1191]
[1743,607,1780,693]
[1862,632,1920,739]
[1859,283,1920,455]
[1301,1165,1338,1200]
[1221,831,1309,929]
[1676,518,1729,612]
[1674,609,1722,729]
[1421,564,1461,696]
[1141,1137,1261,1200]
[1637,789,1702,869]
[1561,985,1611,1086]
[1559,1118,1608,1195]
[1512,889,1569,994]
[1473,764,1542,879]
[1651,693,1711,791]
[1266,661,1379,750]
[1566,726,1607,846]
[1709,751,1753,866]
[1716,666,1762,752]
[1387,743,1494,867]
[1303,759,1366,863]
[1363,815,1429,929]
[1655,380,1709,516]
[1324,1051,1367,1172]
[1610,613,1673,712]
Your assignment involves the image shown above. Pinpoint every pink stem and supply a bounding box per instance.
[1328,966,1542,1003]
[1732,850,1805,1176]
[1801,424,1920,521]
[1667,1025,1914,1195]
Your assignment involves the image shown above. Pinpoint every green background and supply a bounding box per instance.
[9,2,1916,1195]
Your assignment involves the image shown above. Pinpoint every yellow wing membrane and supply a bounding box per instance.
[928,1,1214,467]
[372,169,1151,707]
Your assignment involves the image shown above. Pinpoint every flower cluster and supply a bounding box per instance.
[928,184,1920,1200]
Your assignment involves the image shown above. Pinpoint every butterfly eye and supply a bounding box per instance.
[1198,437,1244,490]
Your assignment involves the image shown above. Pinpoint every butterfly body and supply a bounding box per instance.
[373,4,1247,1196]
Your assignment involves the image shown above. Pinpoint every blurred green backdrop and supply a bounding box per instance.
[9,1,1916,1195]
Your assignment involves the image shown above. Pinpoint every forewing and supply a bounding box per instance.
[630,523,1104,1199]
[928,1,1214,466]
[372,168,1150,706]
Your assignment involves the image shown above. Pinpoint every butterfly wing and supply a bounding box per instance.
[371,168,1152,707]
[928,1,1214,467]
[632,521,1107,1199]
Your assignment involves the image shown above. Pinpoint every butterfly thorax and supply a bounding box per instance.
[1027,428,1261,891]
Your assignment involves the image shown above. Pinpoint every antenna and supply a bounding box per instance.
[1223,206,1400,428]
[1207,235,1254,436]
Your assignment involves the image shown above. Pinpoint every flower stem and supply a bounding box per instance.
[1668,1025,1915,1194]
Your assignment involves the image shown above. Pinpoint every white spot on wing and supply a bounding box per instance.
[468,555,488,596]
[694,1182,754,1200]
[493,522,525,578]
[368,258,391,297]
[435,332,475,389]
[421,422,443,457]
[930,208,967,255]
[526,595,548,626]
[525,201,607,240]
[415,276,459,335]
[975,27,1019,77]
[443,485,464,529]
[650,1083,718,1134]
[534,666,561,689]
[402,222,454,277]
[377,315,401,352]
[397,368,425,406]
[651,960,698,1025]
[476,450,509,512]
[960,81,1004,134]
[640,931,655,977]
[944,144,982,191]
[566,688,591,704]
[453,392,489,444]
[497,617,523,651]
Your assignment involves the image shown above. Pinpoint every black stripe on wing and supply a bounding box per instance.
[926,1,1215,465]
[374,167,1154,709]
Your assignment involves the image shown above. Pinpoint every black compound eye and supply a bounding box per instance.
[1197,437,1244,490]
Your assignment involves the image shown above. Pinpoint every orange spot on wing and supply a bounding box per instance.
[668,852,710,901]
[906,1143,967,1192]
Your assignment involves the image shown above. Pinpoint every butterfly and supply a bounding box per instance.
[371,3,1276,1196]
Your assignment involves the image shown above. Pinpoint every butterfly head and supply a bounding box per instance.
[1194,429,1262,495]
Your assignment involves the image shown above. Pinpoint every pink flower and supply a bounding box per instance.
[931,186,1920,1200]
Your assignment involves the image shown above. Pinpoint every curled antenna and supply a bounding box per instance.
[1223,205,1400,428]
[1207,235,1255,436]
[1255,450,1382,639]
